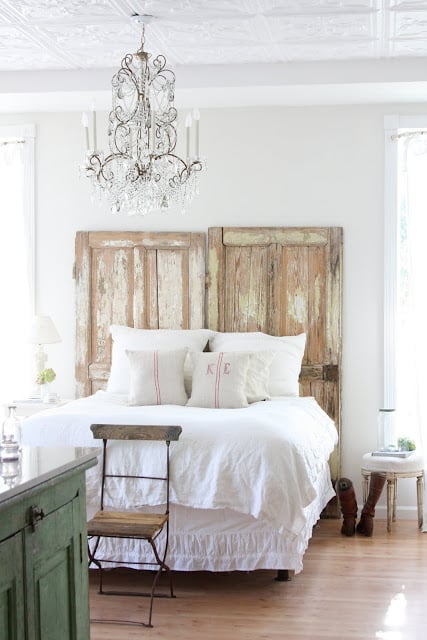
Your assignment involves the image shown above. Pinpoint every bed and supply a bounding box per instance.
[23,226,342,576]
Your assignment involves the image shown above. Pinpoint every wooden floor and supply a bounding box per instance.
[89,519,427,639]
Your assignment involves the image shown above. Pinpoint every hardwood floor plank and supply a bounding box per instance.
[89,519,427,639]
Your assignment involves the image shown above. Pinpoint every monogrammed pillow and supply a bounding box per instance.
[187,352,250,409]
[126,349,188,406]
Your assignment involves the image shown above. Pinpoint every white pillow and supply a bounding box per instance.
[209,332,306,397]
[245,351,274,403]
[187,352,250,409]
[126,349,188,406]
[107,325,214,394]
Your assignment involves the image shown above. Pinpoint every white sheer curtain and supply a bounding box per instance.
[395,133,427,526]
[0,125,35,407]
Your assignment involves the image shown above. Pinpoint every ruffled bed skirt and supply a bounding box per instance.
[87,463,335,575]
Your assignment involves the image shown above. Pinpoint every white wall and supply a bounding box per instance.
[2,102,426,514]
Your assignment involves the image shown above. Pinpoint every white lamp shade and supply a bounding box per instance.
[28,314,61,345]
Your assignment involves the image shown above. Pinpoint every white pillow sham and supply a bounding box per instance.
[126,349,188,406]
[245,351,274,403]
[209,332,306,397]
[187,352,250,409]
[107,325,214,394]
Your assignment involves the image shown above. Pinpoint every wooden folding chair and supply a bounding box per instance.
[87,423,182,628]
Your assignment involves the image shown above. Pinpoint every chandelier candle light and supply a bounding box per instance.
[82,14,203,216]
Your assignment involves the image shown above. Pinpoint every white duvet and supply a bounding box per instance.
[22,392,337,537]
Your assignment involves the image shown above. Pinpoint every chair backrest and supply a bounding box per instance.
[90,424,182,513]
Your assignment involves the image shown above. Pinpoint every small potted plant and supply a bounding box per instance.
[397,437,416,452]
[36,368,56,402]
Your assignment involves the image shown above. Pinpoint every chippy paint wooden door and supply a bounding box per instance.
[75,231,206,397]
[207,226,343,487]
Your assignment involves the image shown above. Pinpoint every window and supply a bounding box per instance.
[384,115,427,446]
[0,124,35,405]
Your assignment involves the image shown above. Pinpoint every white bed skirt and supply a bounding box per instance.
[87,460,335,575]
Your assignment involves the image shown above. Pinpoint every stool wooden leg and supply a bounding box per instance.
[392,478,397,522]
[386,479,394,533]
[416,474,424,529]
[362,474,369,504]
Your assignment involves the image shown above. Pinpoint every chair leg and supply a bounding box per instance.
[167,563,175,598]
[87,536,104,592]
[393,477,398,522]
[386,478,395,533]
[146,539,175,627]
[362,473,369,503]
[87,536,101,568]
[89,536,174,629]
[146,567,161,627]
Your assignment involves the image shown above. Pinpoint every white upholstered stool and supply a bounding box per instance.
[361,452,424,532]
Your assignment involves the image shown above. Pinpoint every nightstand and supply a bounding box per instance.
[0,398,74,473]
[9,398,72,418]
[5,399,77,478]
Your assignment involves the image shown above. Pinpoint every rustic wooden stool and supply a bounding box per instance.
[361,452,424,532]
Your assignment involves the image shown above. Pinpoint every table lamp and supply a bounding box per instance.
[27,314,61,399]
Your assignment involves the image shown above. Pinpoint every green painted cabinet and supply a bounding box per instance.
[0,532,25,639]
[0,450,97,640]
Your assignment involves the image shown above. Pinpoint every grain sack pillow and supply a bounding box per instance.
[187,352,250,409]
[126,349,188,406]
[108,325,214,395]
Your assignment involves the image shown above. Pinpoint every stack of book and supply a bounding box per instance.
[371,450,414,458]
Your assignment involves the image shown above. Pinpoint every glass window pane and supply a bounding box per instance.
[0,140,33,404]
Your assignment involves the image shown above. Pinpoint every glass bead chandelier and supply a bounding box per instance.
[82,15,203,216]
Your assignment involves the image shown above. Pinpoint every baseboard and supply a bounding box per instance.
[358,504,419,520]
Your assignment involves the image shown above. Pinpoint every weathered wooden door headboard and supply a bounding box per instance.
[75,231,206,398]
[207,227,342,484]
[74,226,342,485]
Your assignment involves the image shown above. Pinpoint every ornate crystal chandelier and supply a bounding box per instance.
[82,15,203,216]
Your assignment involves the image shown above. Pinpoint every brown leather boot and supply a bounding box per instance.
[356,472,386,537]
[337,477,358,536]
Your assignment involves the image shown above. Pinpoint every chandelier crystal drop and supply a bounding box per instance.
[82,17,203,216]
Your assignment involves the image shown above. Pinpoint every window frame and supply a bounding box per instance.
[0,123,36,313]
[383,114,427,409]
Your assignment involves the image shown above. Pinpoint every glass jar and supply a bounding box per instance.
[0,405,22,462]
[0,458,21,488]
[377,408,397,452]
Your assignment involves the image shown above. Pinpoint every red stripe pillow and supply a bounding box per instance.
[186,352,251,409]
[126,349,188,406]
